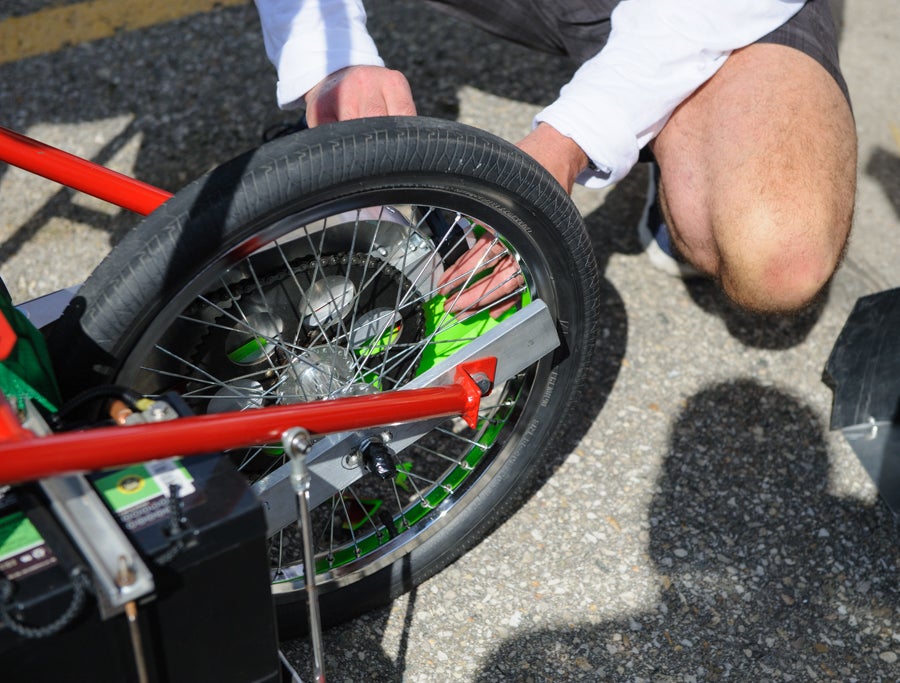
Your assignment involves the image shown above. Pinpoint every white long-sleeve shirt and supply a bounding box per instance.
[254,0,805,187]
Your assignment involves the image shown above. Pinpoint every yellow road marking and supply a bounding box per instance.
[891,122,900,155]
[0,0,249,66]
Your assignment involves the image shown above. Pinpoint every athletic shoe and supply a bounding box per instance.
[637,164,704,279]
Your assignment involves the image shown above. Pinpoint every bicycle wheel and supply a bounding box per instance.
[49,117,599,633]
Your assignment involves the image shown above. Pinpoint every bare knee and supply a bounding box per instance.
[652,42,858,313]
[716,205,851,313]
[660,169,854,313]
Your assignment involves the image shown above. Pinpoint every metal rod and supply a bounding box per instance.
[283,428,327,683]
[125,601,150,683]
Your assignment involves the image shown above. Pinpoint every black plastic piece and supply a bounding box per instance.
[362,439,398,480]
[824,287,900,516]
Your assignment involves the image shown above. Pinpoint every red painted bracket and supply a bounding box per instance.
[454,357,497,429]
[0,313,17,361]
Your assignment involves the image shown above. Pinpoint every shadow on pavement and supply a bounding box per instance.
[468,379,899,681]
[865,147,900,221]
[683,280,830,350]
[0,0,574,251]
[0,5,276,268]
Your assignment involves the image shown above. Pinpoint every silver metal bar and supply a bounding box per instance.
[841,419,900,516]
[283,428,327,683]
[40,474,155,618]
[254,299,559,535]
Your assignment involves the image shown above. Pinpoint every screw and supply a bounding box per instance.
[471,372,493,396]
[344,451,363,469]
[115,555,137,589]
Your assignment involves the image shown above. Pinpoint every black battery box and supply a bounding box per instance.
[0,452,281,682]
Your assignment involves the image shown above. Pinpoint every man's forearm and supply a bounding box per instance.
[537,0,807,188]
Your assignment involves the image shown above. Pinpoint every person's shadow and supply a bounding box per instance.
[467,379,899,681]
[866,146,900,221]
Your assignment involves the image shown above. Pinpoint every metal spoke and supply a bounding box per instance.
[118,199,539,595]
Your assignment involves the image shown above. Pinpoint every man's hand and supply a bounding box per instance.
[304,65,417,127]
[438,234,525,320]
[516,122,589,194]
[436,124,588,320]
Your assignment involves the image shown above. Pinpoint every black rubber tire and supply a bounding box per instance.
[49,117,599,635]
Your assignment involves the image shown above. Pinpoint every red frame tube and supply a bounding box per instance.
[0,125,172,215]
[0,358,496,484]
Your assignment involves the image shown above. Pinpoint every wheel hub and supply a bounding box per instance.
[190,241,430,414]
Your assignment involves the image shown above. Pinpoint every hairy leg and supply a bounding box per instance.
[651,43,857,312]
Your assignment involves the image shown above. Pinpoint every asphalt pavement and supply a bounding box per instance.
[0,1,897,681]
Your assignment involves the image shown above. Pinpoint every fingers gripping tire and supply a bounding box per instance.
[49,117,599,634]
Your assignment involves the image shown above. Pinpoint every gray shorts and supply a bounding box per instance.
[424,0,849,104]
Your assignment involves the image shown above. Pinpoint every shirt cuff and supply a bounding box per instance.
[275,44,384,110]
[534,98,643,189]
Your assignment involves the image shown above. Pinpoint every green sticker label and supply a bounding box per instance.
[94,464,164,512]
[94,459,195,513]
[0,511,57,580]
[93,459,196,532]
